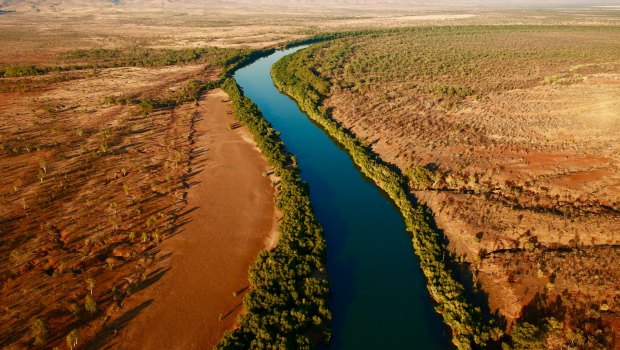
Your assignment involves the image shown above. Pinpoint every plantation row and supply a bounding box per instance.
[271,48,499,350]
[216,79,331,349]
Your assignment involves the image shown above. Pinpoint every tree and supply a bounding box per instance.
[66,329,79,350]
[84,295,97,314]
[30,318,49,346]
[69,303,81,316]
[138,99,154,116]
[508,322,545,350]
[39,159,47,174]
[406,166,436,189]
[85,277,95,295]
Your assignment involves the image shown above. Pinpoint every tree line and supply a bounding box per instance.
[0,46,275,79]
[102,48,276,115]
[216,79,331,349]
[271,46,500,350]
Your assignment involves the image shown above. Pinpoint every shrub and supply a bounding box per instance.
[506,322,545,350]
[84,295,97,314]
[30,318,49,346]
[406,166,436,190]
[0,64,44,77]
[66,329,79,350]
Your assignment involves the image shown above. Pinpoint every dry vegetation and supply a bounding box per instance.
[0,45,254,349]
[2,2,620,349]
[1,1,620,64]
[290,25,620,348]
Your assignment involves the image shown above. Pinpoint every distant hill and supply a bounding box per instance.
[1,0,618,14]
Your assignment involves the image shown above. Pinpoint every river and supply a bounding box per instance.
[234,47,450,349]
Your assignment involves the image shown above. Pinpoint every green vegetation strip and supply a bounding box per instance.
[272,47,498,350]
[104,48,275,115]
[216,78,331,349]
[0,47,274,79]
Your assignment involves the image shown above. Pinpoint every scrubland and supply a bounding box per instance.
[0,45,268,348]
[277,25,620,349]
[1,1,620,64]
[2,1,620,349]
[0,3,334,346]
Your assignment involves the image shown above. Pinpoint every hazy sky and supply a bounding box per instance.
[2,0,620,13]
[206,0,620,10]
[215,0,620,4]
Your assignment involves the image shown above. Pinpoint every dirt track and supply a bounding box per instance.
[111,89,276,349]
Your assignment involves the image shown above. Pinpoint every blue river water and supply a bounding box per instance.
[234,47,450,349]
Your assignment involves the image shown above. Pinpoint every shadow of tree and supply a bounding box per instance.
[132,267,171,294]
[84,300,154,350]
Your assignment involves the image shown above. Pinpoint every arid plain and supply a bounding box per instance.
[1,1,620,349]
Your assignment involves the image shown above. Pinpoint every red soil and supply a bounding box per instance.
[106,89,276,349]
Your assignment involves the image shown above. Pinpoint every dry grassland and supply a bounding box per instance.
[300,25,620,347]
